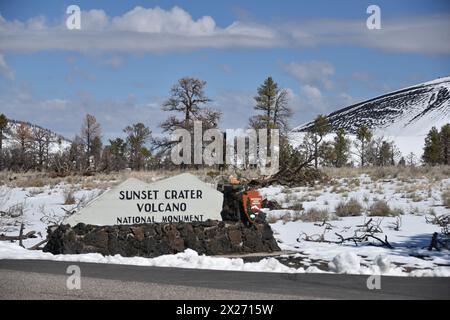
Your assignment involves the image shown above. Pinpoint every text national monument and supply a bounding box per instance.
[45,173,280,257]
[65,173,224,226]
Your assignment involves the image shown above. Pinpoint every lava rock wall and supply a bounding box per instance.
[43,220,280,257]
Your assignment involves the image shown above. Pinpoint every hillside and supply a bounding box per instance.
[2,119,71,153]
[291,76,450,157]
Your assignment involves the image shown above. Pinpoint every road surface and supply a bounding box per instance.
[0,259,449,299]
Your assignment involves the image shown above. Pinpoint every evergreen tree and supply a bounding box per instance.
[440,124,450,165]
[422,126,441,166]
[310,115,331,169]
[106,138,127,171]
[355,126,372,167]
[333,128,350,167]
[90,136,103,170]
[0,114,7,151]
[0,114,8,170]
[249,76,292,132]
[124,123,151,170]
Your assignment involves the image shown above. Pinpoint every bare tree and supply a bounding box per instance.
[156,77,220,163]
[161,77,214,132]
[80,114,101,165]
[32,127,51,170]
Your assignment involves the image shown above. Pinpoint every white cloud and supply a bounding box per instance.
[288,14,450,55]
[82,9,109,31]
[300,85,328,111]
[111,6,216,35]
[0,6,280,53]
[2,6,447,54]
[0,53,14,80]
[284,61,334,90]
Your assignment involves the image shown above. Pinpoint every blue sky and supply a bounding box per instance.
[0,0,449,139]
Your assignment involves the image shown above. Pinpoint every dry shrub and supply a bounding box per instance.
[369,200,402,217]
[290,201,304,212]
[266,214,279,224]
[335,198,363,217]
[302,208,330,222]
[63,188,76,205]
[442,190,450,208]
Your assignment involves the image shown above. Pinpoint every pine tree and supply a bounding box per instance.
[90,136,103,170]
[423,126,442,166]
[355,126,373,167]
[106,138,127,171]
[311,115,331,169]
[249,76,292,132]
[0,113,7,151]
[333,128,350,167]
[378,141,393,166]
[124,123,151,170]
[440,124,450,165]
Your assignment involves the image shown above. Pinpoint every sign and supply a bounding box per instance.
[65,173,223,226]
[242,190,262,223]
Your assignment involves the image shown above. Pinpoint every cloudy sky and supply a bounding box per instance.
[0,0,449,139]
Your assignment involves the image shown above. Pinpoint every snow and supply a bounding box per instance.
[0,242,304,274]
[260,174,450,276]
[328,252,362,274]
[0,183,104,247]
[1,174,449,277]
[289,131,427,161]
[2,121,71,153]
[291,76,450,158]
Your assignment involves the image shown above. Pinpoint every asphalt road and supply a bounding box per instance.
[0,259,449,300]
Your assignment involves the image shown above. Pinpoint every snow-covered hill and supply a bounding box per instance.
[2,119,71,153]
[291,76,450,157]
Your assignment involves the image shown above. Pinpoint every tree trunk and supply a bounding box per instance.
[314,142,318,169]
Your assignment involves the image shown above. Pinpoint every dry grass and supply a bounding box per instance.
[0,167,269,189]
[442,190,450,208]
[266,214,280,224]
[368,200,403,217]
[63,188,76,205]
[335,199,363,217]
[302,208,330,222]
[323,165,450,181]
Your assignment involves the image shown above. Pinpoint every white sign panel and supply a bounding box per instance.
[65,173,223,226]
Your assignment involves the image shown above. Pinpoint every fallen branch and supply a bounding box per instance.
[61,207,75,215]
[28,238,48,250]
[334,232,393,249]
[19,223,24,248]
[0,231,37,241]
[314,220,335,230]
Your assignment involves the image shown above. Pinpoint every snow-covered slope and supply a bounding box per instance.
[292,76,450,157]
[293,76,450,136]
[2,119,71,153]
